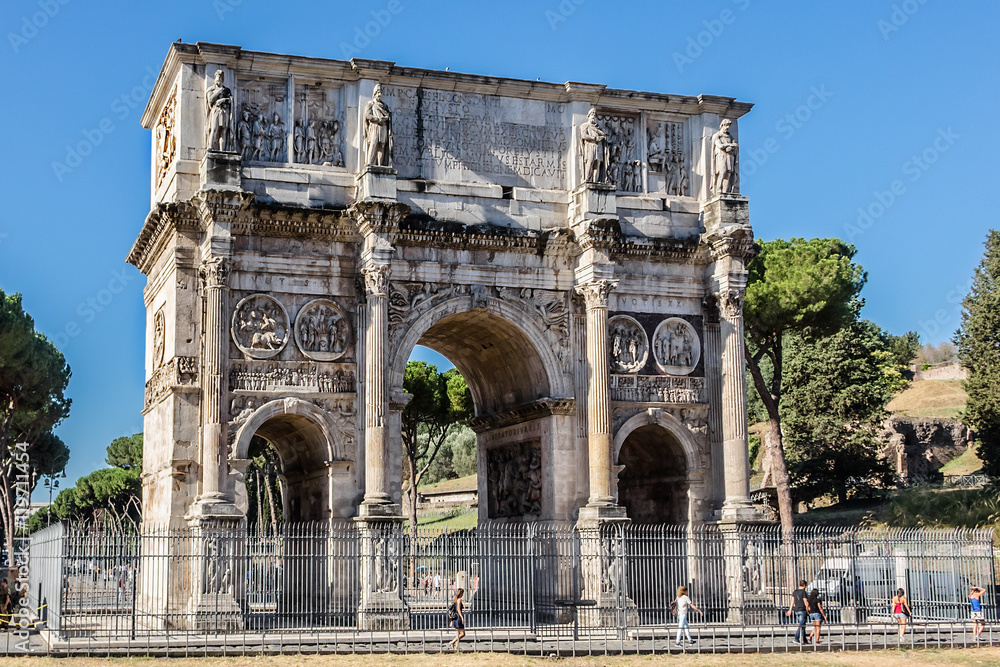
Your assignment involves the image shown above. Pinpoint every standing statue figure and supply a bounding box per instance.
[363,84,393,168]
[237,109,254,161]
[293,118,306,163]
[269,112,286,162]
[579,108,609,184]
[712,118,739,195]
[206,70,234,152]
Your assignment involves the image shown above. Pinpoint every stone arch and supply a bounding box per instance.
[613,410,702,524]
[231,397,353,521]
[388,295,571,416]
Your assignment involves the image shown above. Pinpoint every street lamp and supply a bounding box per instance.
[41,471,67,526]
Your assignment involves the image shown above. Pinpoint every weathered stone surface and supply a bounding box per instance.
[131,42,760,539]
[882,416,974,482]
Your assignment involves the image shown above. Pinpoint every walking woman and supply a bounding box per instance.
[447,587,466,649]
[806,588,827,644]
[673,585,702,647]
[891,588,912,637]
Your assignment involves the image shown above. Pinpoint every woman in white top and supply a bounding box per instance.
[674,585,702,647]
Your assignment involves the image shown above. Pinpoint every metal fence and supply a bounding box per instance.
[11,521,997,656]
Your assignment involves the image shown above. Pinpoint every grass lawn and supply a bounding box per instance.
[415,508,478,530]
[5,647,999,666]
[888,379,967,418]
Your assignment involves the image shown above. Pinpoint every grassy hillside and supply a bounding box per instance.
[419,473,476,493]
[887,379,967,419]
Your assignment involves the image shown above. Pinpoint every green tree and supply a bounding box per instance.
[47,434,143,529]
[401,362,473,532]
[105,433,143,470]
[245,436,282,533]
[782,318,896,504]
[886,330,920,368]
[744,238,866,532]
[0,290,71,553]
[955,230,1000,479]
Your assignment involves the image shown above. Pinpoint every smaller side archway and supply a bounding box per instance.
[231,398,354,521]
[613,410,704,524]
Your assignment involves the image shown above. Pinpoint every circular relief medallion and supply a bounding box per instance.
[294,298,351,361]
[231,294,289,359]
[652,317,701,376]
[608,315,649,374]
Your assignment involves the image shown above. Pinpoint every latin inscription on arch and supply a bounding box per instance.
[382,86,569,189]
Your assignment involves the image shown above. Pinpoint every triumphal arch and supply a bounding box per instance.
[130,42,759,541]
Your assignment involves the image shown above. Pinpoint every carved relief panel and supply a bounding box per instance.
[154,89,177,187]
[237,78,289,163]
[231,294,290,359]
[652,317,701,376]
[646,119,689,196]
[293,83,344,167]
[597,112,640,193]
[152,307,166,369]
[607,315,648,374]
[486,440,542,519]
[293,298,350,361]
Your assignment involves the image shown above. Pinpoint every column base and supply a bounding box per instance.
[578,503,629,526]
[720,499,769,524]
[187,592,244,632]
[357,501,402,520]
[571,182,617,224]
[186,495,244,523]
[357,165,397,200]
[200,150,242,190]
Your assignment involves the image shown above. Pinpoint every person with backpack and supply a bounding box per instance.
[446,587,466,649]
[672,585,701,647]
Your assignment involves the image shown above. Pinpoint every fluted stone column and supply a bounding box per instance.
[575,279,619,508]
[719,289,753,516]
[198,257,229,501]
[361,262,392,510]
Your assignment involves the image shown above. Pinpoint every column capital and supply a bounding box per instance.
[350,199,411,239]
[198,257,229,290]
[575,279,618,311]
[719,289,744,320]
[704,222,758,262]
[361,263,391,297]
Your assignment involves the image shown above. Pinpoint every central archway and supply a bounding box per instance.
[389,294,577,523]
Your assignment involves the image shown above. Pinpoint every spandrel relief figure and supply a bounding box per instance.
[363,84,393,168]
[206,70,234,152]
[579,108,609,184]
[712,118,739,195]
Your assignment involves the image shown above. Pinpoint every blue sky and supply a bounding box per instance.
[1,0,996,486]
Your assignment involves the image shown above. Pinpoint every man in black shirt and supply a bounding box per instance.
[785,579,810,644]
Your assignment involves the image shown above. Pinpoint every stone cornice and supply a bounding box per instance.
[703,223,758,262]
[127,201,201,274]
[145,42,754,123]
[193,189,254,228]
[468,398,575,433]
[234,203,353,240]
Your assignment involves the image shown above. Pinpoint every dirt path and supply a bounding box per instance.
[1,647,998,667]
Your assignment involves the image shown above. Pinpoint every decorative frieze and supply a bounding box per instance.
[609,374,705,403]
[468,398,574,433]
[238,77,288,163]
[144,356,198,407]
[597,112,640,193]
[646,120,688,196]
[228,360,356,394]
[486,440,542,519]
[293,82,344,167]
